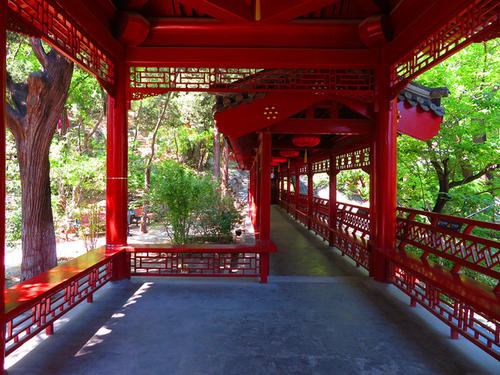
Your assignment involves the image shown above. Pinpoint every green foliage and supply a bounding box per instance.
[337,169,370,202]
[398,40,499,218]
[148,160,239,244]
[74,205,104,252]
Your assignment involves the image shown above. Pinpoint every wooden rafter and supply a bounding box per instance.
[176,0,253,22]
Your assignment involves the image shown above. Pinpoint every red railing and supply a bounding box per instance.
[278,194,500,360]
[3,240,276,360]
[125,241,277,283]
[3,247,119,356]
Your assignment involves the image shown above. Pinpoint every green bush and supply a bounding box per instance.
[149,160,239,244]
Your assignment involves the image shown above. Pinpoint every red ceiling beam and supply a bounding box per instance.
[215,93,339,138]
[144,18,363,49]
[270,119,373,135]
[176,0,253,23]
[261,0,342,23]
[126,47,376,68]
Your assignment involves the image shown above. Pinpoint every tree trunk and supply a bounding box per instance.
[213,127,221,178]
[432,176,450,213]
[221,138,229,195]
[6,39,73,280]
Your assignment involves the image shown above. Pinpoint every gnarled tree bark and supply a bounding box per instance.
[6,39,73,280]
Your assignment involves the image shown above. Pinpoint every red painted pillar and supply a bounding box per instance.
[307,161,313,229]
[286,166,291,213]
[255,153,261,237]
[293,163,300,220]
[368,141,376,277]
[328,156,337,247]
[106,62,128,280]
[249,164,255,225]
[372,63,397,282]
[258,132,271,283]
[1,1,7,372]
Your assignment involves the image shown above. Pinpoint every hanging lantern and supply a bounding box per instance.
[280,150,300,158]
[304,150,307,163]
[292,135,321,148]
[272,157,287,164]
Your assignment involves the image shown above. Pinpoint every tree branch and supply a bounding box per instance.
[29,38,49,69]
[449,164,500,188]
[6,71,28,116]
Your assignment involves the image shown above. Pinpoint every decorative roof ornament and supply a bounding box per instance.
[398,82,449,117]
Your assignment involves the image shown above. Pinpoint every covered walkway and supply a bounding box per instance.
[5,207,498,375]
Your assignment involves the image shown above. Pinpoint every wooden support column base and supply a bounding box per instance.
[370,247,390,283]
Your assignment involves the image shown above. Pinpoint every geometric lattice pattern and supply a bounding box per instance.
[396,212,500,281]
[130,251,261,277]
[5,261,113,356]
[391,0,500,90]
[391,264,500,361]
[312,159,330,174]
[7,0,114,91]
[335,147,370,171]
[336,202,371,240]
[129,66,375,99]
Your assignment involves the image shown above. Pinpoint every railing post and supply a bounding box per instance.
[106,61,128,280]
[307,161,313,229]
[371,60,397,283]
[0,1,7,372]
[328,156,337,246]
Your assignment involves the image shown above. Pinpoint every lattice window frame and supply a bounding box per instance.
[7,0,115,92]
[335,147,371,171]
[128,66,375,100]
[391,0,500,90]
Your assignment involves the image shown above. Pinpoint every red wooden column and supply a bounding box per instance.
[372,63,398,282]
[307,161,313,229]
[294,164,299,219]
[258,132,272,283]
[1,1,7,372]
[255,152,261,236]
[286,166,291,213]
[368,141,376,277]
[249,164,256,226]
[328,155,337,247]
[106,62,128,280]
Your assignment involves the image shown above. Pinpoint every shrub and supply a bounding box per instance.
[149,160,239,244]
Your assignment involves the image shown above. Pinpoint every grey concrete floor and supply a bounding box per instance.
[5,206,499,375]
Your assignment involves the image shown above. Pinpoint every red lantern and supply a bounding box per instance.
[280,150,300,158]
[272,157,287,164]
[292,135,321,147]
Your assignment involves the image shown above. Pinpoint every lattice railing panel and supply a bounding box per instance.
[396,208,500,284]
[333,231,370,270]
[129,66,375,99]
[7,0,115,91]
[312,159,330,174]
[335,147,370,171]
[391,263,500,361]
[391,0,500,89]
[5,261,113,356]
[130,251,261,276]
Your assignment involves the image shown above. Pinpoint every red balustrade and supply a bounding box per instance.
[277,192,500,359]
[126,242,277,283]
[3,247,119,356]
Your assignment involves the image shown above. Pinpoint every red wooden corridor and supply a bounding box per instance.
[1,0,499,373]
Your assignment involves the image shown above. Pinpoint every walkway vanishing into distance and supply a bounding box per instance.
[5,206,499,375]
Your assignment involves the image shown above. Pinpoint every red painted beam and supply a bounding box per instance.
[176,0,252,23]
[262,0,342,23]
[270,118,373,135]
[126,46,376,68]
[215,93,339,138]
[143,18,364,49]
